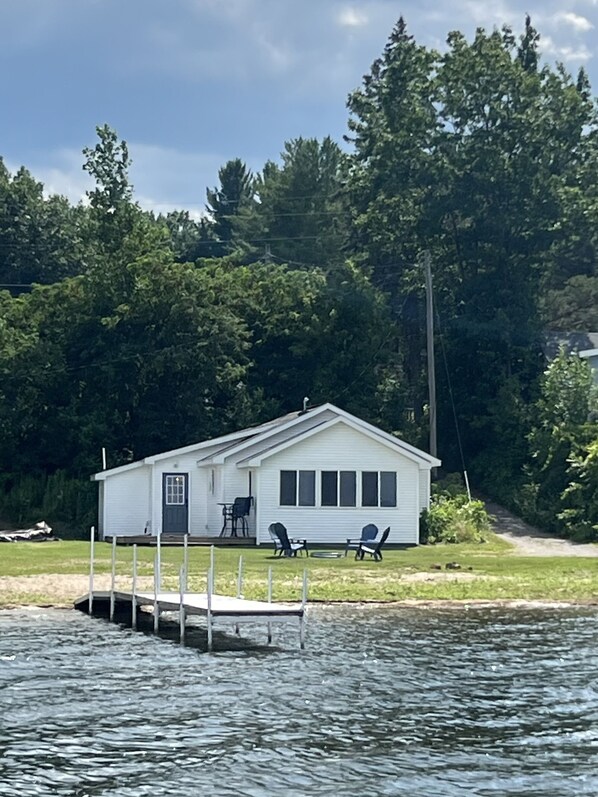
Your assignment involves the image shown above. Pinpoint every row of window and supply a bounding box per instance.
[280,470,397,508]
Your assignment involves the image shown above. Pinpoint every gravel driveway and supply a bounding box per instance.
[485,501,598,557]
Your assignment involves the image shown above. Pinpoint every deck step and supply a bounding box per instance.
[105,535,256,547]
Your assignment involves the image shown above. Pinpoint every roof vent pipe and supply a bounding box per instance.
[301,396,310,414]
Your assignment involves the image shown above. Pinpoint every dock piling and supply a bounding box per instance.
[183,533,189,583]
[234,555,243,635]
[207,566,213,652]
[109,535,116,622]
[131,544,138,630]
[300,569,308,650]
[88,526,95,616]
[156,528,162,592]
[267,567,273,645]
[153,553,160,633]
[210,545,215,593]
[179,564,186,645]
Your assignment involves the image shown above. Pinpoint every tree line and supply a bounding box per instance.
[1,16,597,538]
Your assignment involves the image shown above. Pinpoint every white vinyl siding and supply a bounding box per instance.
[257,421,420,545]
[103,467,151,538]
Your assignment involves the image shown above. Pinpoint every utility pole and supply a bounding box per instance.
[423,251,437,461]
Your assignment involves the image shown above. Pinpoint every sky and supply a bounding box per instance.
[1,0,598,217]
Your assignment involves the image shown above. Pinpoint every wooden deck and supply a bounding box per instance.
[105,534,256,547]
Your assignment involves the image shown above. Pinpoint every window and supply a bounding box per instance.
[362,472,378,507]
[321,471,338,506]
[322,471,356,507]
[280,470,315,506]
[380,471,397,507]
[340,471,356,506]
[298,471,315,506]
[279,469,396,508]
[280,471,297,505]
[362,471,397,507]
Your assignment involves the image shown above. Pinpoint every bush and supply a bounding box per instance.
[420,494,491,544]
[432,472,467,499]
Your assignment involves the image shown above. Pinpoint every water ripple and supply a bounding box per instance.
[0,606,597,796]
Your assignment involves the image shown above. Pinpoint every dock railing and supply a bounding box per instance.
[82,534,308,651]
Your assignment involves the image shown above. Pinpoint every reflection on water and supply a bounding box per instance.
[0,605,597,796]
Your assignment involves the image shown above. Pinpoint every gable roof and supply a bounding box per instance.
[91,410,304,480]
[91,403,440,481]
[235,415,438,467]
[205,404,440,468]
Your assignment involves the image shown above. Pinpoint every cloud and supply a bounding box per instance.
[457,0,520,30]
[5,143,240,217]
[542,34,592,61]
[552,11,594,31]
[5,149,92,205]
[337,7,369,28]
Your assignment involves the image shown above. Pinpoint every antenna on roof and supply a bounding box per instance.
[301,396,310,414]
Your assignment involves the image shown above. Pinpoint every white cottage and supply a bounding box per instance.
[91,403,440,546]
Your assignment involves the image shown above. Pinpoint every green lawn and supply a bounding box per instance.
[1,534,597,607]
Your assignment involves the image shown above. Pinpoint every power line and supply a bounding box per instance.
[221,208,349,220]
[435,303,468,478]
[0,283,36,288]
[209,190,345,206]
[35,338,207,378]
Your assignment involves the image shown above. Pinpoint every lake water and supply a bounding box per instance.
[0,605,597,796]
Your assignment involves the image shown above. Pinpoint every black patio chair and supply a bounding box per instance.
[344,523,378,556]
[232,496,252,536]
[355,526,390,561]
[268,522,309,557]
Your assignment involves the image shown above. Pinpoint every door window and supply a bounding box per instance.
[165,475,186,505]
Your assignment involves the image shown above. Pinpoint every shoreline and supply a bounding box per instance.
[2,597,598,611]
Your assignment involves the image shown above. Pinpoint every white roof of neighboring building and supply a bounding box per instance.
[91,403,440,480]
[544,331,598,359]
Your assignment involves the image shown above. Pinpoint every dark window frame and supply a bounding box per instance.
[280,470,297,506]
[321,471,338,507]
[279,469,397,508]
[298,470,316,506]
[361,471,398,508]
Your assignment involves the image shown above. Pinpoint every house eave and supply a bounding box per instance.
[235,415,442,468]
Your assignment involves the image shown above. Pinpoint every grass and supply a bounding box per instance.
[0,533,597,607]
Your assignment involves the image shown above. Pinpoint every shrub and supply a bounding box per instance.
[420,494,491,544]
[432,472,467,498]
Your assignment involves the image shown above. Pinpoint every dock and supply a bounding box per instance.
[75,526,308,651]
